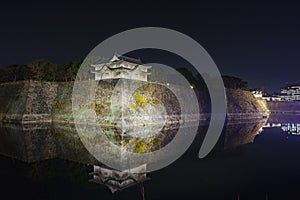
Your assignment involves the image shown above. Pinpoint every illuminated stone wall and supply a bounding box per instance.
[0,80,269,124]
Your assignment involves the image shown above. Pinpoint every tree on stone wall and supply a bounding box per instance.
[222,75,248,90]
[29,59,55,81]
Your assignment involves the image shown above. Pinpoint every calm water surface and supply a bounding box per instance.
[0,117,300,200]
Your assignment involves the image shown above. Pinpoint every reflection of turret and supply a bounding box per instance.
[89,164,150,194]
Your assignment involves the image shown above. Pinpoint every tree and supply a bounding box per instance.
[29,59,55,81]
[44,63,58,81]
[222,75,248,90]
[0,64,28,82]
[176,68,208,90]
[66,59,83,81]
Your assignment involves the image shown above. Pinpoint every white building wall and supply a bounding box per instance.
[280,86,300,101]
[94,69,148,81]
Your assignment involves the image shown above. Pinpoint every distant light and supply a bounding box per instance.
[166,83,170,86]
[190,85,194,89]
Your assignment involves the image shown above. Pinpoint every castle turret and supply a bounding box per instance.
[91,54,151,81]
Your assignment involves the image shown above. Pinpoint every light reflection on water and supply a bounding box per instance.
[0,115,300,199]
[281,123,300,135]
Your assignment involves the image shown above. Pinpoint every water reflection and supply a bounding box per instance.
[0,120,269,163]
[90,164,149,194]
[0,118,269,195]
[281,123,300,135]
[263,113,300,136]
[0,123,56,162]
[2,113,300,199]
[222,119,267,149]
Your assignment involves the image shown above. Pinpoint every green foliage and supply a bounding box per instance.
[222,75,249,90]
[29,59,55,80]
[134,141,147,153]
[0,64,28,82]
[135,93,147,107]
[177,67,207,90]
[0,59,85,82]
[177,67,249,90]
[54,59,83,82]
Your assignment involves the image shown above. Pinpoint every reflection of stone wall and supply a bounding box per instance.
[0,123,57,162]
[267,101,300,114]
[268,114,300,124]
[0,123,104,165]
[52,124,103,166]
[267,101,300,123]
[23,124,57,162]
[223,120,266,149]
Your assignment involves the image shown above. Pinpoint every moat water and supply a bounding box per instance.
[0,115,299,200]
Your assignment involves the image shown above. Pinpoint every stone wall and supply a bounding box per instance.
[0,80,269,124]
[23,80,58,123]
[225,89,269,120]
[51,82,74,123]
[0,80,58,123]
[0,81,28,122]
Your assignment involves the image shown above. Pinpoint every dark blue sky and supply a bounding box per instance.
[0,0,299,92]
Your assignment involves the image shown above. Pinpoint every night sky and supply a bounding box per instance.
[0,0,299,92]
